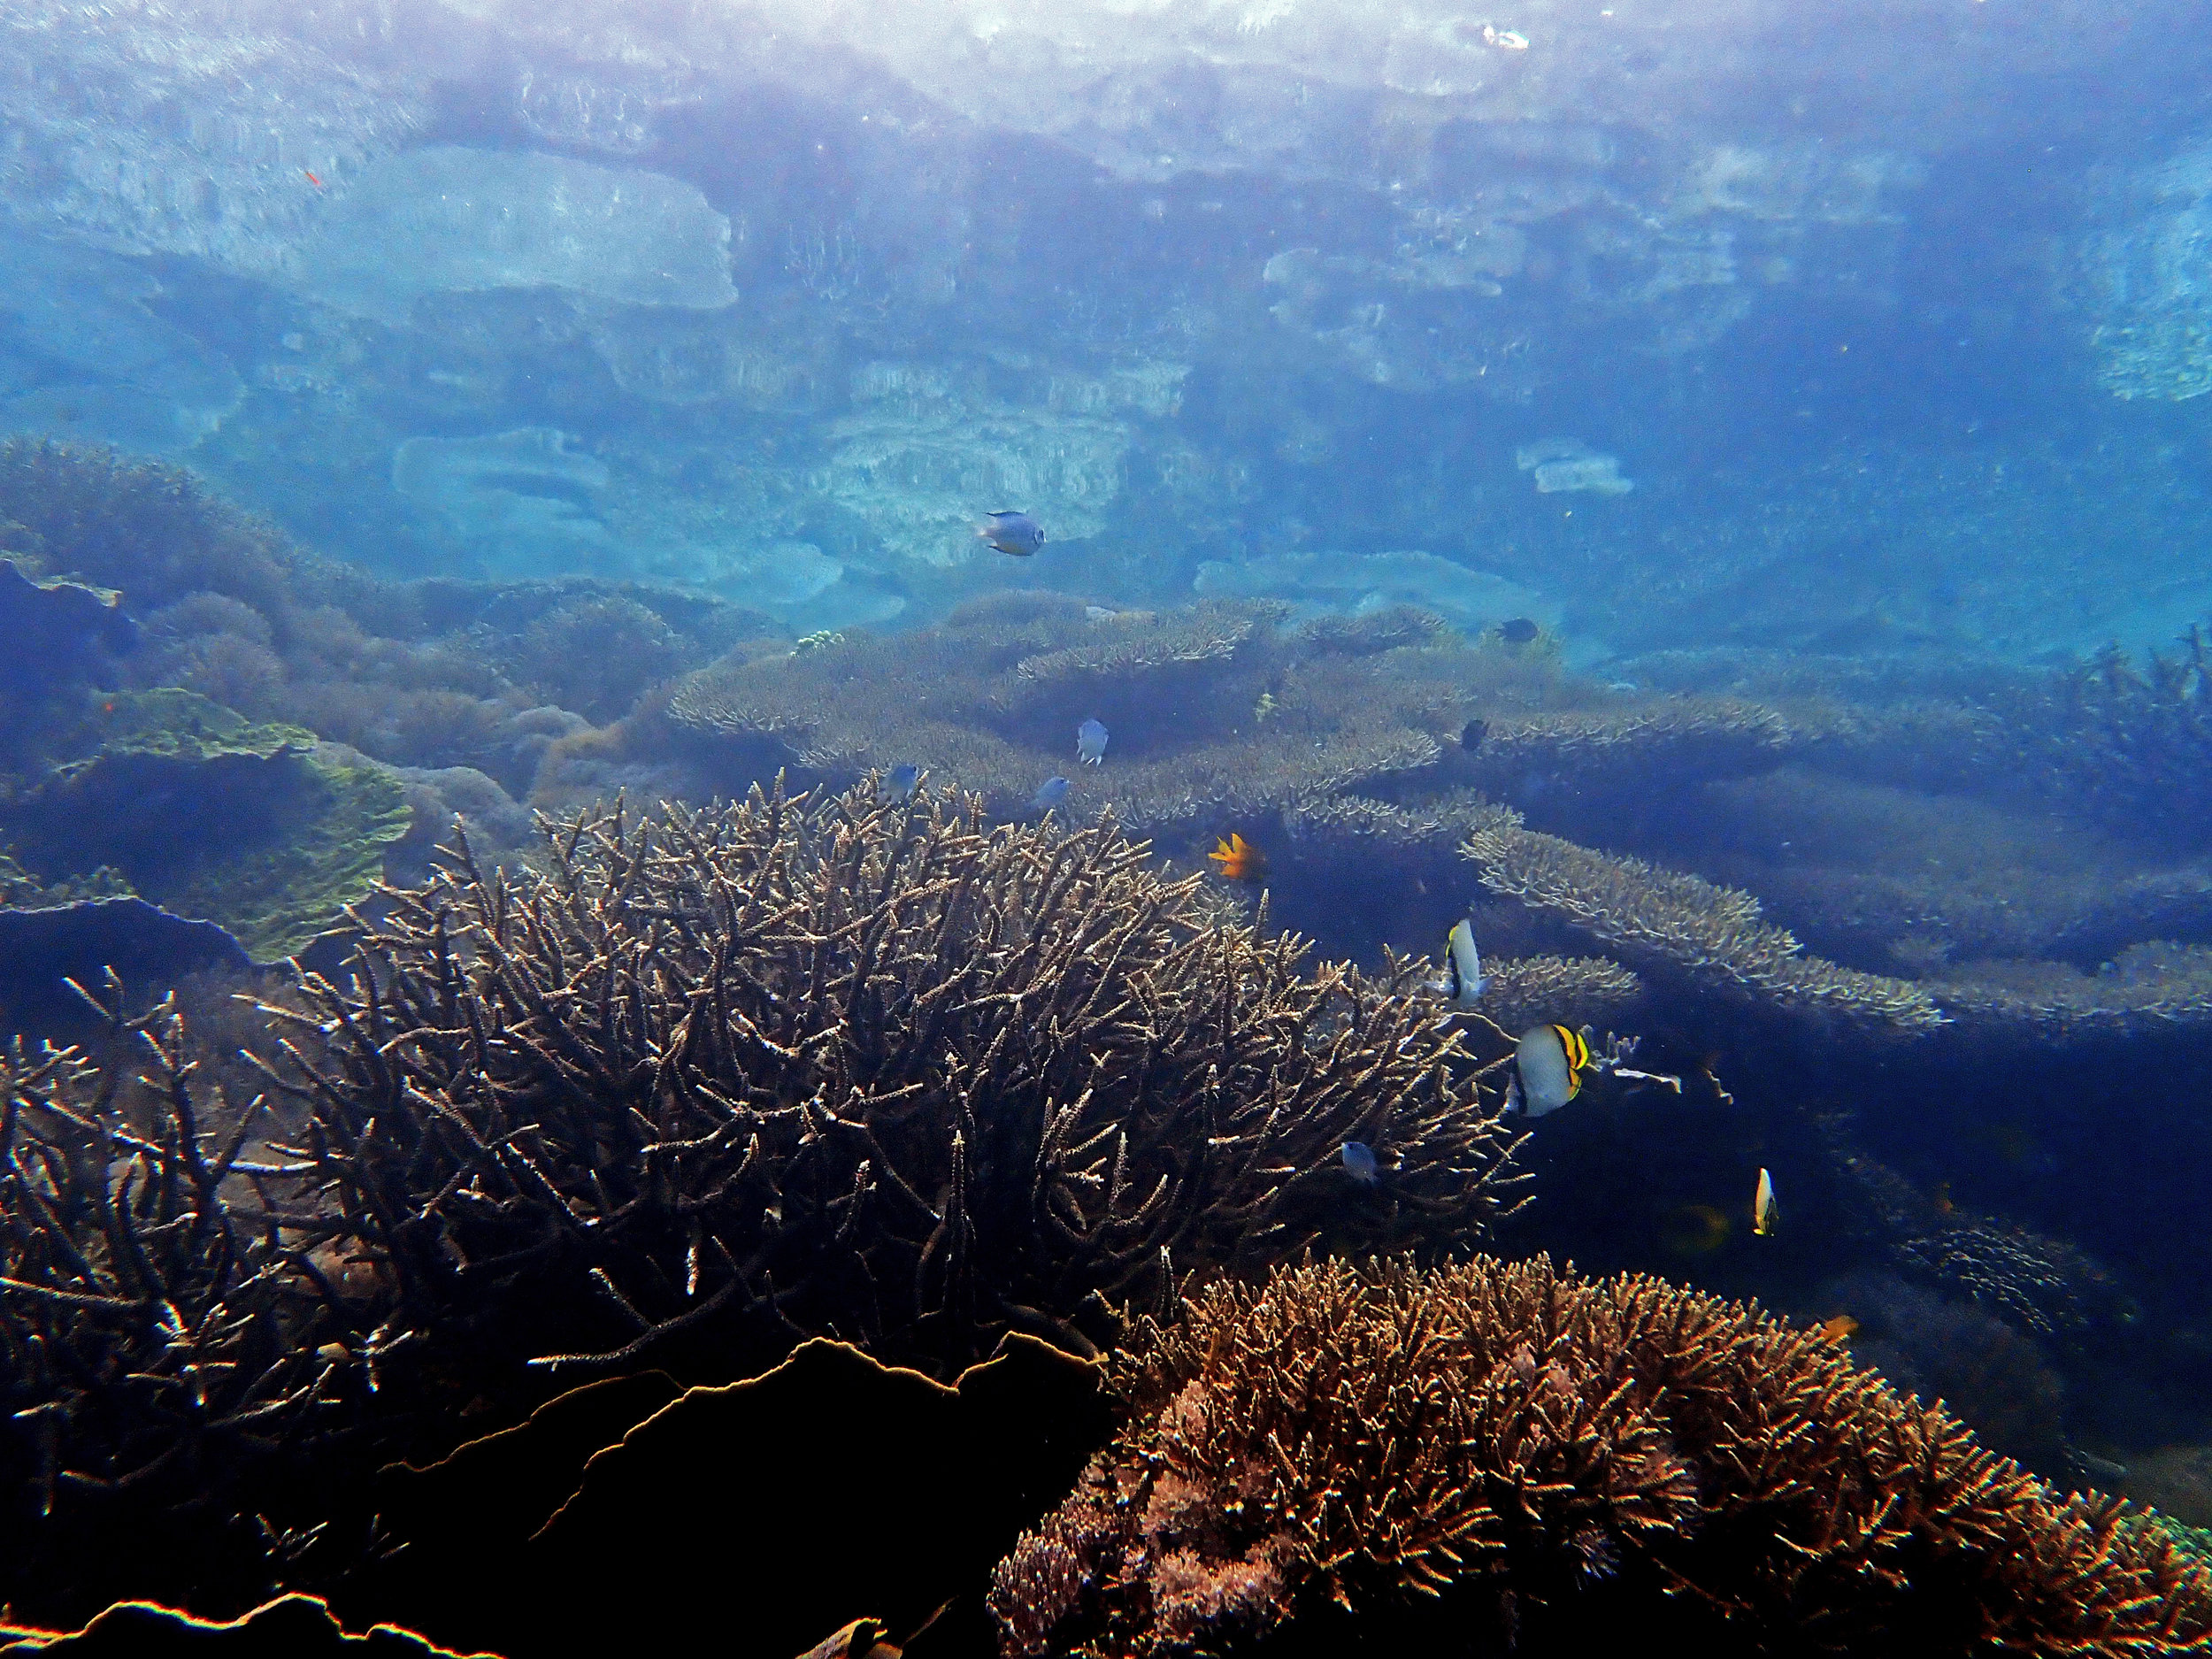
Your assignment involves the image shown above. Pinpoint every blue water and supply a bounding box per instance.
[7,0,2212,1633]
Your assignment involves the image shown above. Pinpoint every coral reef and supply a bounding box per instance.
[262,781,1525,1386]
[0,987,364,1620]
[0,690,411,961]
[0,558,135,725]
[1821,1132,2129,1367]
[1463,820,1946,1034]
[1824,1272,2076,1479]
[664,593,1572,856]
[1470,952,1646,1037]
[992,1256,2212,1657]
[0,441,766,795]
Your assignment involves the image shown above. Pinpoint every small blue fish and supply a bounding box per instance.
[1340,1141,1379,1186]
[977,511,1047,557]
[1030,776,1071,814]
[876,764,920,803]
[1076,718,1109,766]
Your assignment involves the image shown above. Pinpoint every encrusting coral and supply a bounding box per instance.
[991,1256,2212,1658]
[259,780,1526,1385]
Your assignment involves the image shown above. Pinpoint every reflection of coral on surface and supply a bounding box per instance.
[994,1256,2212,1657]
[270,781,1525,1383]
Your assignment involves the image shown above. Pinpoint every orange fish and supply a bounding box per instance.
[1815,1314,1859,1345]
[1207,832,1267,882]
[303,170,324,188]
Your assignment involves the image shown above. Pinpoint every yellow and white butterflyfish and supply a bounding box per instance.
[1752,1167,1778,1237]
[1513,1023,1591,1117]
[1432,918,1488,1007]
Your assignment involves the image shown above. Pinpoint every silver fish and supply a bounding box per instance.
[977,510,1046,557]
[1076,718,1108,766]
[1340,1141,1379,1185]
[1031,776,1071,813]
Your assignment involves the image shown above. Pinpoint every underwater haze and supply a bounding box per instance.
[10,0,2212,1654]
[1,0,2208,654]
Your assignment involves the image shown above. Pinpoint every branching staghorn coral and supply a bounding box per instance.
[1463,821,1945,1034]
[0,982,367,1617]
[1972,628,2212,855]
[991,1256,2212,1657]
[259,781,1526,1382]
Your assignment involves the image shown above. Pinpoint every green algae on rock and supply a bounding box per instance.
[2,689,409,960]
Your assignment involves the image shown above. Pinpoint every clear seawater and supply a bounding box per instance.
[6,0,2212,1638]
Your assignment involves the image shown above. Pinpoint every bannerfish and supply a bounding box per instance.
[1499,617,1540,645]
[877,764,920,803]
[1429,918,1488,1007]
[1513,1023,1591,1117]
[977,511,1047,557]
[1207,832,1268,882]
[1031,776,1071,814]
[1340,1141,1379,1186]
[1753,1167,1778,1237]
[1077,718,1109,765]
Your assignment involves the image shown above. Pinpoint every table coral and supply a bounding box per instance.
[664,593,1557,847]
[1463,820,1946,1034]
[992,1256,2212,1657]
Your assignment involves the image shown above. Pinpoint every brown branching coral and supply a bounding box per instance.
[1463,821,1945,1034]
[0,980,365,1617]
[991,1256,2212,1658]
[260,781,1526,1383]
